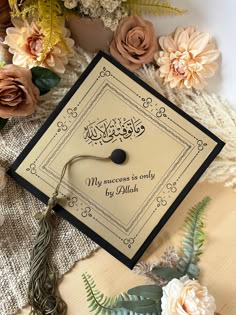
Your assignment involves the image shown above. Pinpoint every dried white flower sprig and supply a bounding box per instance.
[137,65,236,189]
[133,246,179,286]
[62,0,127,31]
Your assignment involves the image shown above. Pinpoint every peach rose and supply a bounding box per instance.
[110,16,158,71]
[161,276,216,315]
[0,64,39,118]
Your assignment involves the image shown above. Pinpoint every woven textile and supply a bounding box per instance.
[0,50,98,315]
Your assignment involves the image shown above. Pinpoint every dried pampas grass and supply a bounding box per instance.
[137,65,236,190]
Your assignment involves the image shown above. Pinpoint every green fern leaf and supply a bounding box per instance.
[83,274,158,314]
[124,0,187,16]
[127,284,162,301]
[115,292,159,315]
[151,267,183,281]
[82,273,117,315]
[116,299,157,314]
[176,196,211,278]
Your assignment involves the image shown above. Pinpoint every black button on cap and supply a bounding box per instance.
[110,149,127,164]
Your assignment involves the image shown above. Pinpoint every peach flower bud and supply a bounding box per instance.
[161,275,216,315]
[110,16,158,71]
[0,64,39,118]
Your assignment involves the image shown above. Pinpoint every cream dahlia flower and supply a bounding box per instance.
[154,26,220,89]
[5,18,74,74]
[161,275,216,315]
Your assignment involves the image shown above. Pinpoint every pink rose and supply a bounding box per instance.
[0,64,39,118]
[110,16,158,71]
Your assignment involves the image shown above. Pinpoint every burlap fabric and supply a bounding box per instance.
[0,50,99,315]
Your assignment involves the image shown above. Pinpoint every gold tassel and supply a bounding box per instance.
[28,194,67,315]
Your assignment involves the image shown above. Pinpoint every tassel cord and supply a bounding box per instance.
[28,197,67,315]
[28,154,110,314]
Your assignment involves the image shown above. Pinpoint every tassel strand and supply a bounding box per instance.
[28,194,67,315]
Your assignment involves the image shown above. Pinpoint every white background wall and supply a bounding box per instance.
[145,0,236,108]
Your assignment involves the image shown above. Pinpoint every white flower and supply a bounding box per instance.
[64,0,78,9]
[100,0,120,13]
[0,166,6,192]
[80,0,97,9]
[77,0,127,31]
[161,275,216,315]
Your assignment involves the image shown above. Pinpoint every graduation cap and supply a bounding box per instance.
[8,51,224,314]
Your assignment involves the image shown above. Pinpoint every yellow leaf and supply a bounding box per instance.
[37,0,69,62]
[125,0,187,16]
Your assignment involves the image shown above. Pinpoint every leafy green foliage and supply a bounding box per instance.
[124,0,187,16]
[115,293,148,315]
[83,198,211,314]
[176,197,211,278]
[82,273,160,315]
[82,272,118,314]
[0,118,8,130]
[116,299,157,314]
[31,67,61,95]
[151,267,183,282]
[127,284,162,301]
[126,285,162,314]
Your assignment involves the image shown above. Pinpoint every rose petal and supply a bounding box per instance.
[110,15,157,71]
[126,28,145,48]
[0,64,39,118]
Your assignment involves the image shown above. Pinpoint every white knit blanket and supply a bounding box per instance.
[0,49,235,315]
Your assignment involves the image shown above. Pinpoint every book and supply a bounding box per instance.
[8,51,224,268]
